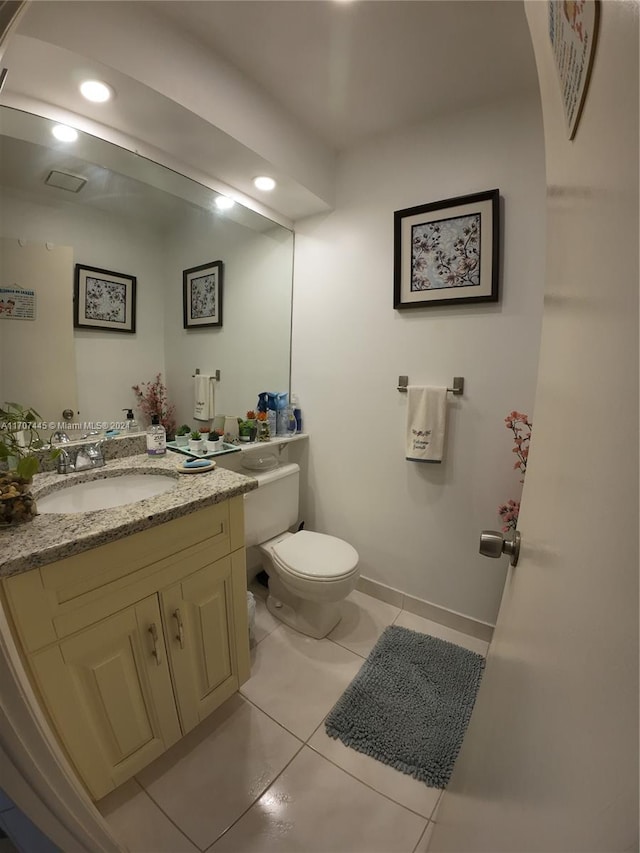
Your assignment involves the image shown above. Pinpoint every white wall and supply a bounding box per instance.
[292,94,546,625]
[163,213,293,428]
[2,188,166,424]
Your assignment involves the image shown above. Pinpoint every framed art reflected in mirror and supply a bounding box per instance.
[74,264,137,332]
[183,260,223,329]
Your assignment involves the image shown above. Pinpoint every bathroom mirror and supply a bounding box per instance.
[0,106,294,430]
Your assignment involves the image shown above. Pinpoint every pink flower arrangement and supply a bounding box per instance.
[132,373,176,438]
[498,411,532,532]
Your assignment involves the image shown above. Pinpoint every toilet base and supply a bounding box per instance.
[266,573,342,639]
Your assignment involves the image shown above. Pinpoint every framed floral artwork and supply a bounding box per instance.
[183,260,223,329]
[394,189,500,309]
[74,264,137,332]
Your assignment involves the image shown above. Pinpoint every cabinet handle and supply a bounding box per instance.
[173,609,185,649]
[148,622,162,666]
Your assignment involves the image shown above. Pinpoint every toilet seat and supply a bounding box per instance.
[271,530,359,582]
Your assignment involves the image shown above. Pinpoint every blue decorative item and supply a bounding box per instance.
[183,458,213,468]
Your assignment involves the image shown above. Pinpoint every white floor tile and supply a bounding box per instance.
[136,694,301,850]
[414,820,435,852]
[240,624,363,740]
[210,747,426,853]
[430,792,443,822]
[97,778,198,853]
[394,611,489,656]
[328,589,401,657]
[308,720,441,819]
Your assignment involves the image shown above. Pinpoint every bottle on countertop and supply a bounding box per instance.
[285,404,297,434]
[146,414,166,456]
[274,392,290,436]
[122,408,139,433]
[291,393,302,433]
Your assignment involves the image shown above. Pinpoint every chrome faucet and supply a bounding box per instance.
[56,440,106,474]
[50,430,71,447]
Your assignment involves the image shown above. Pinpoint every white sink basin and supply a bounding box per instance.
[37,474,178,514]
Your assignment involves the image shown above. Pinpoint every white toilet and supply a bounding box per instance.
[243,462,360,638]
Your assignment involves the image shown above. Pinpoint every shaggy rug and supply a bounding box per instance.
[325,625,485,788]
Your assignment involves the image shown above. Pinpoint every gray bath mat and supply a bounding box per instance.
[325,625,485,788]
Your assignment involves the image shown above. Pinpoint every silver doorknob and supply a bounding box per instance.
[479,530,521,567]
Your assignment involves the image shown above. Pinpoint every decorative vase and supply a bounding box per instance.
[257,421,271,442]
[223,416,240,441]
[175,434,189,447]
[206,439,221,453]
[188,438,203,453]
[0,473,37,526]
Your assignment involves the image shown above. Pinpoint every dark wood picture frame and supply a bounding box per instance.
[183,260,223,329]
[74,264,137,332]
[394,189,500,309]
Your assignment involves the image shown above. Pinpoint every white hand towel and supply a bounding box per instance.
[406,386,448,462]
[193,374,215,421]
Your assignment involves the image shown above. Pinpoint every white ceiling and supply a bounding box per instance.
[0,108,290,235]
[2,0,540,221]
[148,0,539,151]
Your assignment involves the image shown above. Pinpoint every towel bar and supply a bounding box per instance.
[192,369,221,380]
[397,376,464,396]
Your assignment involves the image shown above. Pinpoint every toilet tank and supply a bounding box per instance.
[243,462,300,547]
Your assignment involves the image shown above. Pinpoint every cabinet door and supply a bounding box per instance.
[30,595,181,800]
[161,556,240,733]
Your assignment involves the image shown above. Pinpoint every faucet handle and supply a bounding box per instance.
[56,448,72,474]
[84,441,106,467]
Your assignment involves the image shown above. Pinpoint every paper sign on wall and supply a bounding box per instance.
[0,287,36,320]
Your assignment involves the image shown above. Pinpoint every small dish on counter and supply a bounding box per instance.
[176,459,217,474]
[166,440,240,460]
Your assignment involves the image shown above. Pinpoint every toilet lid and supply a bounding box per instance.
[272,530,359,580]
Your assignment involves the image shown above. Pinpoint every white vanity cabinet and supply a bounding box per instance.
[1,497,250,800]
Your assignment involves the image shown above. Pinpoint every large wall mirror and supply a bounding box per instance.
[0,107,294,433]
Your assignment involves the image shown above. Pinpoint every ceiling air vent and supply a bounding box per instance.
[45,170,87,193]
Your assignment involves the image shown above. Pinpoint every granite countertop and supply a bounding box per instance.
[0,452,258,578]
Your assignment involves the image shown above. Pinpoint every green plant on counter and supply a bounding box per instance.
[0,402,52,480]
[190,431,201,440]
[177,424,192,436]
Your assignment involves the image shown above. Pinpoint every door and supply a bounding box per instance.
[430,3,638,851]
[161,556,239,734]
[0,238,78,424]
[30,595,181,800]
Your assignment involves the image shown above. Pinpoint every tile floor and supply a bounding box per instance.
[98,586,489,853]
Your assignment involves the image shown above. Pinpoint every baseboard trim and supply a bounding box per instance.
[356,576,494,644]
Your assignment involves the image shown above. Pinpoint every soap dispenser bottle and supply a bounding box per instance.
[123,408,139,433]
[146,415,166,456]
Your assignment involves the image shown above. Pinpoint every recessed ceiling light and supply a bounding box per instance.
[253,176,276,192]
[215,196,235,211]
[51,125,78,142]
[80,80,113,103]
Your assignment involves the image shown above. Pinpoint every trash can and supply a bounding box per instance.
[247,590,256,645]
